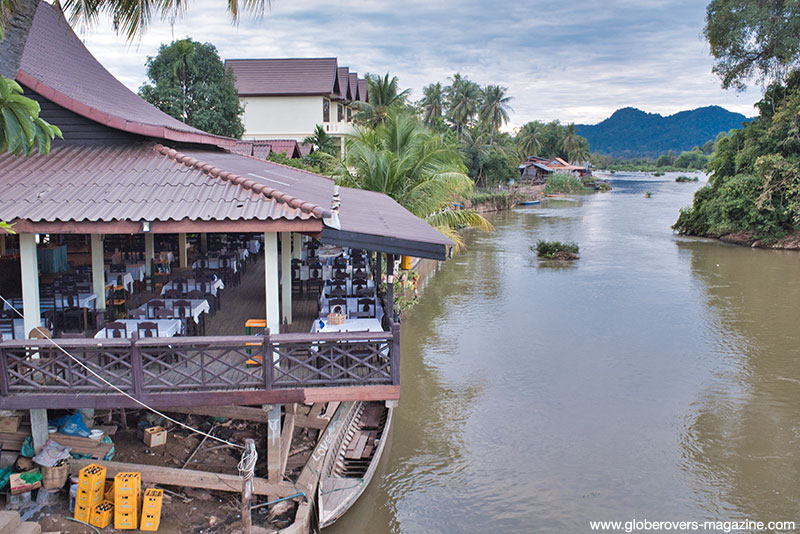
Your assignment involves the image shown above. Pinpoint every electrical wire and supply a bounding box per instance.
[0,294,242,449]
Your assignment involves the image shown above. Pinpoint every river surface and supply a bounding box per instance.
[327,172,800,533]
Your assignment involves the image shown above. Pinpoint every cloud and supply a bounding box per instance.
[78,0,760,126]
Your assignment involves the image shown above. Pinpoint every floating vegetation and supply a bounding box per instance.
[675,175,699,182]
[533,240,580,260]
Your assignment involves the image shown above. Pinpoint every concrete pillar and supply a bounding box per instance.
[292,233,302,260]
[263,232,280,333]
[90,234,106,311]
[280,232,292,325]
[30,408,49,454]
[144,233,154,276]
[178,233,188,268]
[266,404,281,486]
[19,234,41,337]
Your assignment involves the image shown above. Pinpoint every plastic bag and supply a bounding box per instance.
[32,439,71,467]
[0,466,11,490]
[50,413,90,438]
[20,436,35,458]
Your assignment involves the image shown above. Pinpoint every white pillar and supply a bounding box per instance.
[280,232,292,325]
[263,232,280,333]
[90,234,106,311]
[178,233,188,268]
[19,234,41,338]
[144,233,154,276]
[292,233,302,260]
[30,408,49,454]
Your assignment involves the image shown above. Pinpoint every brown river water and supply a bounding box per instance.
[326,172,800,533]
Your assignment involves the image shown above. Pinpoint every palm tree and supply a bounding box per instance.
[0,0,265,155]
[335,110,492,250]
[479,84,513,134]
[446,73,481,138]
[517,121,544,158]
[161,39,198,122]
[352,72,410,127]
[560,123,588,163]
[418,82,444,127]
[459,127,490,186]
[303,124,337,156]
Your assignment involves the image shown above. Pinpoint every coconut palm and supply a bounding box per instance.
[303,124,337,156]
[446,73,481,138]
[418,82,445,127]
[479,84,513,134]
[560,123,589,163]
[517,121,544,158]
[0,76,60,155]
[352,72,410,127]
[335,110,492,250]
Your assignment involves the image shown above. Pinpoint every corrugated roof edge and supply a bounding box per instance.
[17,71,236,148]
[154,144,331,219]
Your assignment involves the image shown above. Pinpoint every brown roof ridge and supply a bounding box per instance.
[153,144,331,219]
[229,144,335,182]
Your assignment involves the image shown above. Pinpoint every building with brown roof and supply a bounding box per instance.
[225,58,367,148]
[0,2,451,414]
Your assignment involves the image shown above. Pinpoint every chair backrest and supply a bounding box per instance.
[173,300,191,319]
[334,268,348,280]
[105,321,127,338]
[309,268,322,281]
[147,300,165,319]
[155,308,174,319]
[137,321,158,338]
[330,286,347,298]
[61,290,80,309]
[164,289,183,299]
[0,317,14,338]
[352,268,368,279]
[356,298,376,318]
[333,256,347,268]
[329,298,348,315]
[186,290,204,300]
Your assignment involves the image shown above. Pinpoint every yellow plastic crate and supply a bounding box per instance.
[76,487,103,508]
[114,472,141,496]
[114,510,137,530]
[140,488,163,531]
[74,503,90,523]
[89,500,114,528]
[104,480,114,502]
[114,492,139,514]
[78,464,106,493]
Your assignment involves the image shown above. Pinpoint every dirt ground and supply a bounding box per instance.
[11,411,314,533]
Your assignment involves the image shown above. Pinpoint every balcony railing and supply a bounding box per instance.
[0,326,400,409]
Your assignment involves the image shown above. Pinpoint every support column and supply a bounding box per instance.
[30,408,49,454]
[266,404,282,489]
[144,233,154,276]
[19,234,41,337]
[292,233,302,260]
[178,233,188,268]
[280,232,292,325]
[263,232,280,333]
[386,253,394,325]
[200,233,208,254]
[90,234,106,311]
[0,234,5,256]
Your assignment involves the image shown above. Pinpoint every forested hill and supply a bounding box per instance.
[576,106,748,158]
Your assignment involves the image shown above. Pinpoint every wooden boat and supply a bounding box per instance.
[317,401,393,529]
[518,200,541,206]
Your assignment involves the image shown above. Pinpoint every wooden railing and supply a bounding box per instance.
[0,325,401,409]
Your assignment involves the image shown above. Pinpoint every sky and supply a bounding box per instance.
[76,0,761,127]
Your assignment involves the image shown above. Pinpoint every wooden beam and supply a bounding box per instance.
[162,405,267,423]
[279,403,296,478]
[29,409,48,454]
[69,458,296,497]
[294,402,339,430]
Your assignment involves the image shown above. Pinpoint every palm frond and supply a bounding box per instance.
[426,209,494,233]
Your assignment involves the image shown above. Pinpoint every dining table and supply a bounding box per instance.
[160,278,224,297]
[94,318,182,338]
[311,317,384,334]
[134,298,210,324]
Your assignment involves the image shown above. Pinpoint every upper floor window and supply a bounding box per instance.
[347,107,352,122]
[337,104,344,122]
[323,99,330,122]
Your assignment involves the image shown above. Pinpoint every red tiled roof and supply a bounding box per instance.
[357,79,369,102]
[226,58,339,96]
[336,67,350,100]
[298,143,315,157]
[267,140,301,158]
[15,2,232,147]
[0,144,332,225]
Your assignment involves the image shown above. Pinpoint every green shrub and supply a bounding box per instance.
[545,174,589,194]
[675,175,699,182]
[533,240,579,259]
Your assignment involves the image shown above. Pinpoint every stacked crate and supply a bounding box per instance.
[74,464,106,523]
[140,488,164,531]
[89,500,114,528]
[113,472,141,529]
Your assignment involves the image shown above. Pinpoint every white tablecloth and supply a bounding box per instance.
[105,271,135,294]
[94,318,182,338]
[7,292,97,312]
[135,298,210,324]
[161,278,224,297]
[311,317,384,334]
[192,258,238,273]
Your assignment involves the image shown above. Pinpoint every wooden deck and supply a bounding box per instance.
[0,256,400,410]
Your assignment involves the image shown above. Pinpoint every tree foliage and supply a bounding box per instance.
[674,72,800,240]
[139,38,244,138]
[335,110,492,250]
[353,72,410,127]
[303,124,337,156]
[705,0,800,90]
[0,76,61,155]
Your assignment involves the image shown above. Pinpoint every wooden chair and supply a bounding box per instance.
[39,289,59,333]
[155,308,174,319]
[146,300,165,320]
[104,321,127,338]
[328,298,348,317]
[352,298,377,318]
[59,290,84,333]
[0,317,14,340]
[137,321,158,338]
[173,300,194,335]
[307,268,324,294]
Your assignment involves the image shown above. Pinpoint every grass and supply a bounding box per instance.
[533,240,580,259]
[675,175,699,182]
[545,174,589,194]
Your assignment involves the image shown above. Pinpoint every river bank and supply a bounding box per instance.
[716,230,800,250]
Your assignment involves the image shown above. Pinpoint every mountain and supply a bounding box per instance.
[575,106,749,159]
